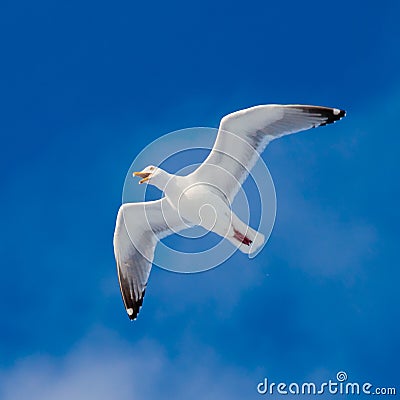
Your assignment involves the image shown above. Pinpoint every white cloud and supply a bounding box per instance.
[0,329,256,400]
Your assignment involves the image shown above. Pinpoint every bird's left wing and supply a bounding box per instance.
[113,197,187,320]
[192,104,346,202]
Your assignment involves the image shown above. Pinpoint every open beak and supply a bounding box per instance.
[133,171,151,184]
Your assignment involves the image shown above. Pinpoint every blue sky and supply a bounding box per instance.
[1,0,399,398]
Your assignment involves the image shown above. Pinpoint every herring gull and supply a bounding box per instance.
[113,104,346,320]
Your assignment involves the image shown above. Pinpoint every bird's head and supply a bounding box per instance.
[133,165,159,185]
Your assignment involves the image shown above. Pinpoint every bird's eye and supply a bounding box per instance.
[150,167,155,170]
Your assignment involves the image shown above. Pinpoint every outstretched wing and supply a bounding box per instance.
[113,197,186,320]
[192,104,346,202]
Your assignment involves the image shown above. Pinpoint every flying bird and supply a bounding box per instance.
[113,104,346,320]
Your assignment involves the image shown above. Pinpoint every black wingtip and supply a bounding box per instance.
[297,105,346,127]
[317,107,346,126]
[126,289,146,321]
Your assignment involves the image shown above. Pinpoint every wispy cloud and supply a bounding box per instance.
[0,328,256,400]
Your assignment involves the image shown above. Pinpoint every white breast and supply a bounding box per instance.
[173,182,231,234]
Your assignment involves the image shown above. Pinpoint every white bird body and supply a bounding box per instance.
[113,104,346,320]
[154,170,265,253]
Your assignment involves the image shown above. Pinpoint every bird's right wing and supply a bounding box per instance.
[192,104,346,202]
[113,197,187,320]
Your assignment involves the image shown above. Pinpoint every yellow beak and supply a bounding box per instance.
[133,171,151,184]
